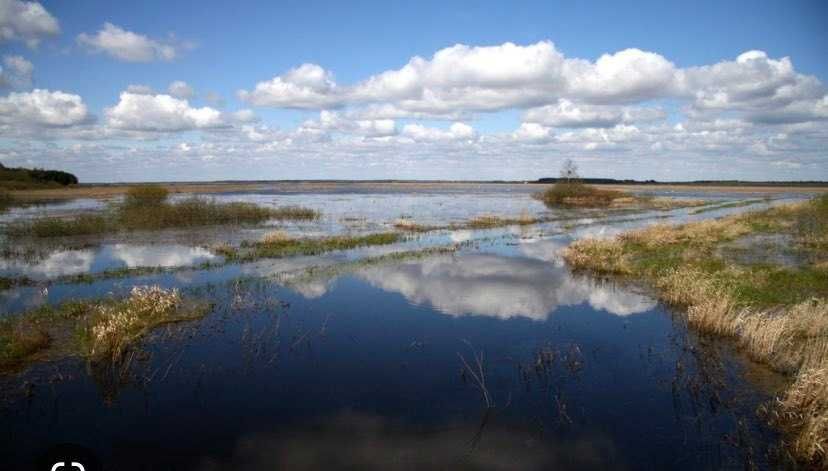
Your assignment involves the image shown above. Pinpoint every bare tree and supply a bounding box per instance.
[559,159,580,183]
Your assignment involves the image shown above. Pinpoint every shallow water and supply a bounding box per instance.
[0,185,807,469]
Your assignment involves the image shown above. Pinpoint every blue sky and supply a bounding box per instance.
[0,0,826,182]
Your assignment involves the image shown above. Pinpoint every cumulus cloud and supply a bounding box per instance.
[512,122,553,143]
[77,23,188,62]
[0,54,32,88]
[167,80,194,99]
[238,42,827,130]
[300,110,397,137]
[401,122,476,142]
[105,92,224,131]
[0,89,89,127]
[0,0,59,47]
[238,63,343,108]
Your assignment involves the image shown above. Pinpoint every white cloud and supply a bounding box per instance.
[125,84,155,95]
[238,42,827,130]
[401,122,476,142]
[512,122,552,142]
[0,0,59,47]
[238,63,343,108]
[77,23,186,62]
[0,54,32,88]
[105,92,224,131]
[0,89,89,127]
[524,99,666,128]
[562,48,678,103]
[300,110,396,137]
[167,80,194,99]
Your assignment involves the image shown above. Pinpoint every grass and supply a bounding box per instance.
[690,199,765,215]
[466,213,538,229]
[0,188,12,211]
[0,286,208,371]
[7,184,319,237]
[535,181,706,211]
[563,193,828,466]
[240,232,401,260]
[537,182,625,208]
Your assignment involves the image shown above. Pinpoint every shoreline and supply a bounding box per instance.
[9,181,828,201]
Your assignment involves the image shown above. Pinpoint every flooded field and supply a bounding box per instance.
[0,184,811,469]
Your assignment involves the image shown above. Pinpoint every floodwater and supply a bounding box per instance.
[0,184,807,469]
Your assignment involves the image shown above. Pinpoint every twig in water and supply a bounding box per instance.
[458,340,493,408]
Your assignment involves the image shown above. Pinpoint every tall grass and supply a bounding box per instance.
[124,184,169,207]
[563,195,828,465]
[537,181,624,208]
[0,188,12,212]
[8,184,319,237]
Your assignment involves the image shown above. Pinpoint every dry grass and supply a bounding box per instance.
[84,286,199,362]
[775,367,828,467]
[8,196,318,238]
[467,212,538,229]
[393,218,433,232]
[537,182,625,208]
[261,230,292,244]
[563,195,828,465]
[0,286,208,371]
[242,232,402,260]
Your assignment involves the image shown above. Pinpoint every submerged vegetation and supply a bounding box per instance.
[564,194,828,466]
[0,286,208,371]
[7,185,318,237]
[238,232,401,260]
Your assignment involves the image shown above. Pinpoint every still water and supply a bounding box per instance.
[0,185,800,469]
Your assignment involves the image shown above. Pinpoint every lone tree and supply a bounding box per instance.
[559,159,580,183]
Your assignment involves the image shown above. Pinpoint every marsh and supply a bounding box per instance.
[0,183,820,469]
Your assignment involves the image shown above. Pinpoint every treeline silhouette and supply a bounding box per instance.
[0,162,78,188]
[535,177,827,187]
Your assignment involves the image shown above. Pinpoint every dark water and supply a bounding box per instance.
[0,239,782,470]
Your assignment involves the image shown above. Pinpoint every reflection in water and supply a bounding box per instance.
[0,244,218,279]
[194,412,623,471]
[0,249,95,278]
[281,246,656,320]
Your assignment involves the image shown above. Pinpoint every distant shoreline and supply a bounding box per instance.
[8,180,828,201]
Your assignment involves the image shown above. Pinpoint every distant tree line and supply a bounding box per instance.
[0,162,78,187]
[535,177,827,187]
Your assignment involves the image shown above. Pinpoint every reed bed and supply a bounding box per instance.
[7,185,318,238]
[563,194,828,466]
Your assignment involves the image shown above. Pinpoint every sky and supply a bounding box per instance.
[0,0,826,182]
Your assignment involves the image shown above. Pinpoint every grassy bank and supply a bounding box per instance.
[8,185,318,238]
[0,286,209,371]
[563,194,828,466]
